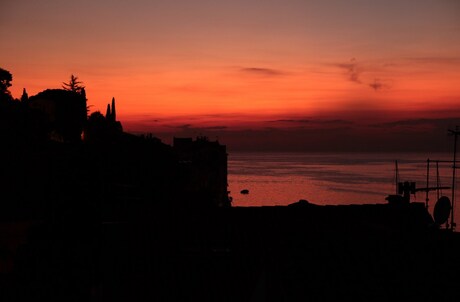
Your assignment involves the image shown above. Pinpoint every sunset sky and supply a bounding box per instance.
[2,0,460,151]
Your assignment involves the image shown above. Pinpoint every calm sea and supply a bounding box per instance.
[228,152,460,227]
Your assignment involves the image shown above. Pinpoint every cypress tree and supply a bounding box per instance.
[111,97,116,122]
[20,88,29,103]
[106,104,111,120]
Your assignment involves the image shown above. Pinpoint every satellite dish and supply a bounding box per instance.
[433,196,451,225]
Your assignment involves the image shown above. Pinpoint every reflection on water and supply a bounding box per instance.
[228,152,459,224]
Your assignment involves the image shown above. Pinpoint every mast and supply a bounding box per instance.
[426,159,430,209]
[436,161,440,200]
[395,160,399,195]
[448,127,459,231]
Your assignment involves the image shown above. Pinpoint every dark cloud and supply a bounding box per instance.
[335,59,390,92]
[202,126,228,130]
[336,58,361,84]
[372,118,433,128]
[269,119,311,123]
[120,118,159,131]
[125,119,458,153]
[173,124,192,130]
[371,118,460,131]
[138,118,159,123]
[240,67,285,77]
[162,124,229,134]
[269,118,353,125]
[369,79,388,91]
[123,114,459,153]
[314,119,354,125]
[264,127,279,131]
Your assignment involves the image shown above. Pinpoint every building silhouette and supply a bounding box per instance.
[173,136,230,207]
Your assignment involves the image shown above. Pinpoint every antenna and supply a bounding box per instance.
[395,160,400,195]
[448,126,459,231]
[436,161,441,200]
[426,159,430,209]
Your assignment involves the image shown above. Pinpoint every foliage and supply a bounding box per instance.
[62,74,85,93]
[0,67,13,102]
[28,89,88,142]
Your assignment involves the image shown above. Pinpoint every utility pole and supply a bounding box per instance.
[395,160,399,195]
[448,127,459,231]
[426,158,430,209]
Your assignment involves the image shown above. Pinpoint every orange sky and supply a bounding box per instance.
[1,0,460,150]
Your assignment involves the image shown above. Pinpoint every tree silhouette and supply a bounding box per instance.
[63,75,89,118]
[84,111,109,143]
[62,74,85,93]
[21,88,29,103]
[0,67,13,102]
[28,89,87,142]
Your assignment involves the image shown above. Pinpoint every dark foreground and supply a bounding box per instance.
[1,202,460,302]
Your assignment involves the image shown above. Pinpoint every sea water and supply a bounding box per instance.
[228,152,460,227]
